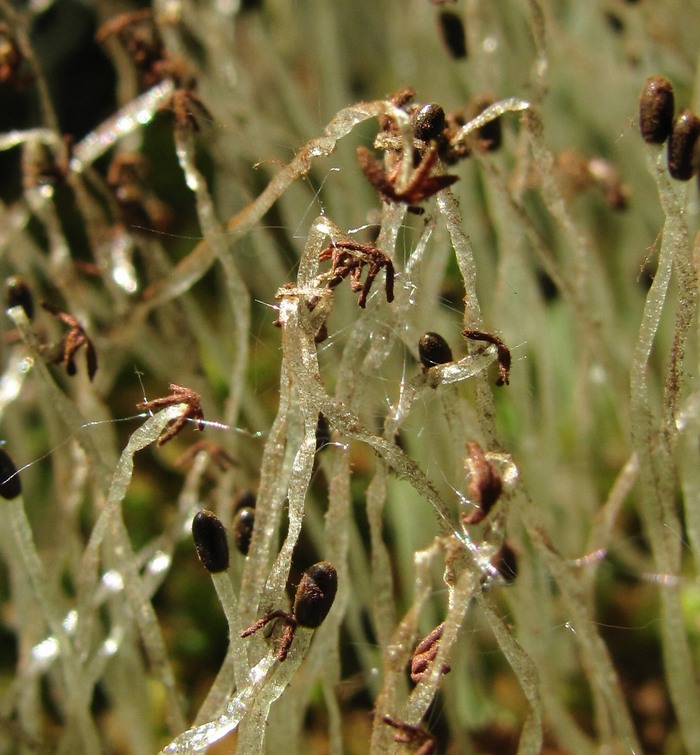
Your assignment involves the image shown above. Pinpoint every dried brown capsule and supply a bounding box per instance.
[42,302,98,381]
[418,332,453,369]
[232,507,255,555]
[382,716,436,755]
[137,384,205,445]
[319,239,395,308]
[192,510,229,573]
[5,276,34,319]
[461,442,502,525]
[667,110,700,181]
[413,103,446,142]
[357,145,458,206]
[462,329,511,385]
[241,561,338,661]
[410,623,451,683]
[0,449,21,500]
[96,10,166,90]
[639,76,674,145]
[438,10,467,59]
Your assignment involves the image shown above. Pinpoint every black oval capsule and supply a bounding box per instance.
[0,449,21,499]
[418,332,453,369]
[668,110,700,181]
[413,103,446,142]
[234,490,256,512]
[293,561,338,629]
[494,542,518,583]
[639,76,674,144]
[315,413,331,453]
[5,276,34,319]
[192,510,229,573]
[438,11,467,59]
[232,507,255,555]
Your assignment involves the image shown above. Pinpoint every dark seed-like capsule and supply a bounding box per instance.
[232,507,255,555]
[192,510,229,573]
[316,413,331,452]
[410,622,451,684]
[469,96,502,152]
[5,276,34,319]
[639,76,674,144]
[293,561,338,628]
[0,449,21,499]
[667,109,700,181]
[604,12,624,34]
[462,441,502,525]
[418,332,453,368]
[234,490,256,512]
[438,10,467,59]
[494,542,518,583]
[413,103,446,142]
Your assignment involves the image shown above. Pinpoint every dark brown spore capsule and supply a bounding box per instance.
[413,103,446,142]
[5,276,34,319]
[410,623,451,684]
[293,561,338,628]
[0,449,21,499]
[604,12,624,34]
[494,542,518,583]
[418,332,453,368]
[462,441,502,525]
[667,110,700,181]
[469,96,502,152]
[192,510,229,573]
[234,490,256,512]
[438,10,467,59]
[639,76,674,144]
[232,507,255,555]
[315,413,332,452]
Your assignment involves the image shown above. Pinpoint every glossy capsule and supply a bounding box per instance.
[438,11,467,59]
[234,490,256,512]
[418,332,453,369]
[4,276,34,319]
[293,561,338,629]
[462,442,502,525]
[315,413,332,453]
[192,510,229,573]
[494,542,518,583]
[412,103,446,142]
[232,507,255,555]
[639,76,674,144]
[0,449,21,500]
[667,109,700,181]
